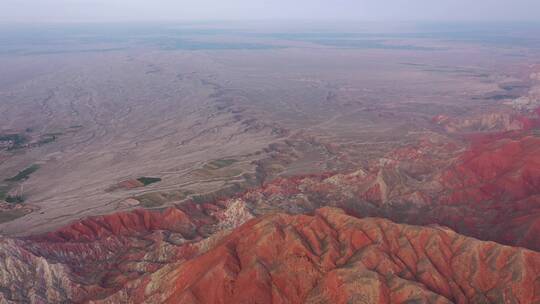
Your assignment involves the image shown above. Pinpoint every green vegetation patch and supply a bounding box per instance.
[36,132,63,146]
[0,186,9,201]
[190,173,264,204]
[5,164,40,182]
[44,132,64,137]
[204,158,238,170]
[0,209,27,224]
[135,190,192,208]
[136,177,162,186]
[5,195,25,204]
[37,136,57,145]
[0,134,26,144]
[137,193,165,208]
[0,134,28,150]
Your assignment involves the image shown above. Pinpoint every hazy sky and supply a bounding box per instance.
[2,0,540,23]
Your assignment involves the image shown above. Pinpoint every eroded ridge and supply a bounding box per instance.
[144,208,539,304]
[1,207,539,303]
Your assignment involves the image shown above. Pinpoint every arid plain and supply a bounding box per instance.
[1,24,538,235]
[1,23,540,303]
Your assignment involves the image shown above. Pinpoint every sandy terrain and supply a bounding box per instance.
[0,24,538,235]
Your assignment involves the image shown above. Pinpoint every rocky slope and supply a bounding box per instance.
[1,208,539,303]
[1,106,540,303]
[201,131,540,252]
[119,208,540,304]
[0,200,255,303]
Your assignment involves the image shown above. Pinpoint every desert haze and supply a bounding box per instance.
[0,22,539,303]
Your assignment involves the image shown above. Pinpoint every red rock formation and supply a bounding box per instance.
[2,129,540,302]
[0,199,258,303]
[88,208,540,303]
[3,208,538,303]
[2,108,540,303]
[220,132,540,251]
[37,207,199,242]
[447,136,540,193]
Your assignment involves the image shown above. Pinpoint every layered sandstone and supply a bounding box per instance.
[3,208,537,303]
